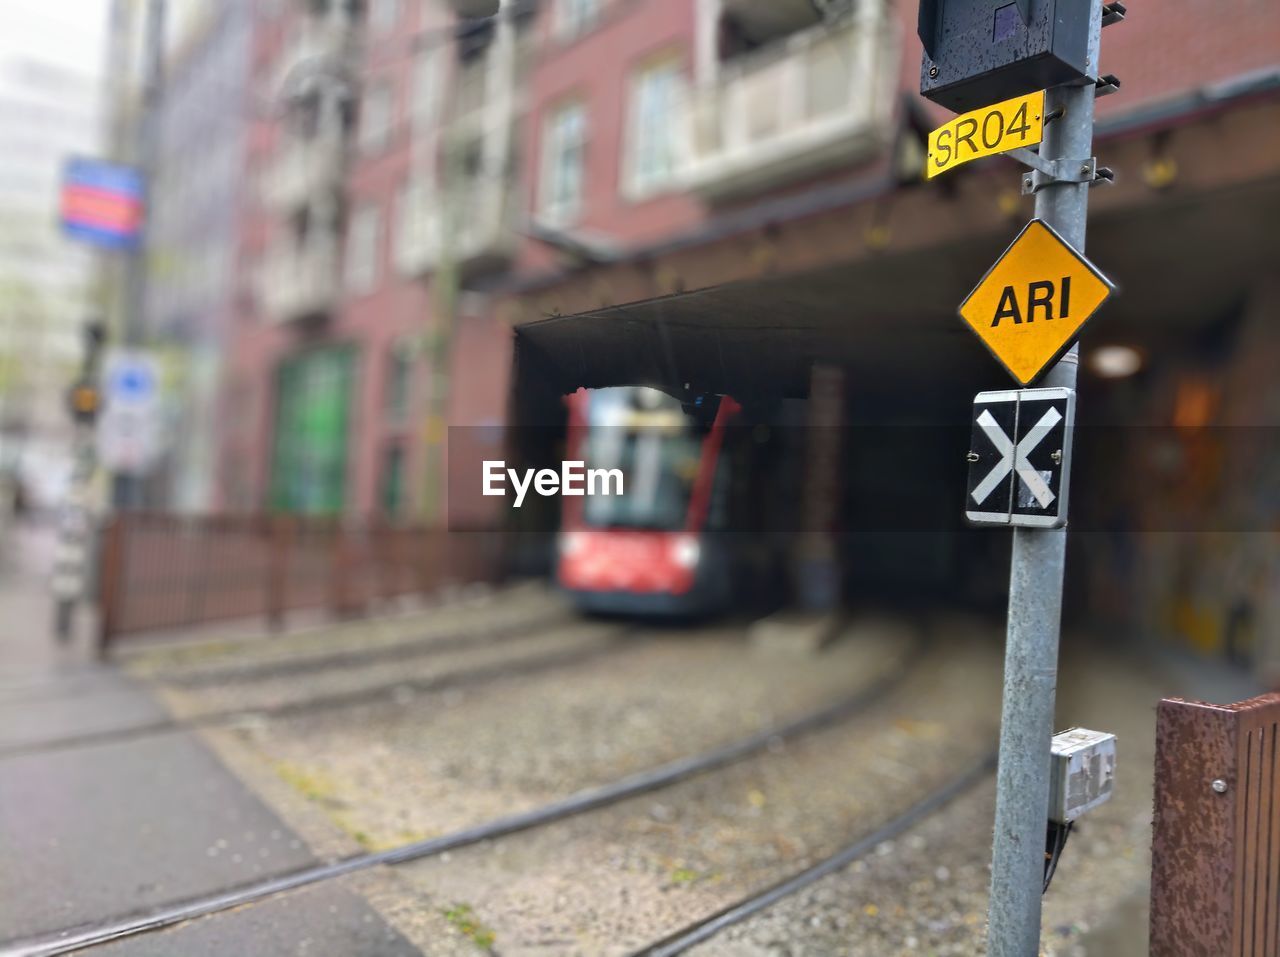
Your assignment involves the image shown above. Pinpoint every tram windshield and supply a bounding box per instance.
[582,388,703,531]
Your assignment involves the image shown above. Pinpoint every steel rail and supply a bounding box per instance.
[0,610,573,706]
[629,751,999,957]
[148,608,575,688]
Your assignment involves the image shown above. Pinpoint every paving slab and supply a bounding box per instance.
[89,878,422,957]
[0,674,169,752]
[0,732,320,941]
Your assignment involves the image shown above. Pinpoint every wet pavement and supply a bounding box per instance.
[0,522,418,955]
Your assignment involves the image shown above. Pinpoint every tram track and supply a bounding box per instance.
[0,636,928,957]
[0,622,637,760]
[627,752,998,957]
[0,608,574,708]
[142,607,575,689]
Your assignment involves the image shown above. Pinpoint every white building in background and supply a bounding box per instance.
[0,57,101,505]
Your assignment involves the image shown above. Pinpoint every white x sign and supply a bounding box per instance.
[970,407,1062,509]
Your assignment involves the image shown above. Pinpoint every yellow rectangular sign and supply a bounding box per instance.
[926,91,1045,180]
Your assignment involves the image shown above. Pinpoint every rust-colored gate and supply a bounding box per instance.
[1151,692,1280,957]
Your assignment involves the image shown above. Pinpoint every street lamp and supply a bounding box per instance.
[1088,345,1144,379]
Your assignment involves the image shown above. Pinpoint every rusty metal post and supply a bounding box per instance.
[328,520,359,617]
[266,515,291,630]
[96,516,126,657]
[1150,692,1280,957]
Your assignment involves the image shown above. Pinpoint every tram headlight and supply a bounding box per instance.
[560,531,587,557]
[672,535,701,569]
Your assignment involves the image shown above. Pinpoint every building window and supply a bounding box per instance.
[384,341,413,424]
[394,177,420,270]
[541,100,586,225]
[413,45,442,133]
[368,0,400,33]
[345,203,382,294]
[380,443,406,518]
[625,58,685,199]
[555,0,600,40]
[359,83,393,154]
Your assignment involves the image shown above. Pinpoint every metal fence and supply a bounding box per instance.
[97,514,504,650]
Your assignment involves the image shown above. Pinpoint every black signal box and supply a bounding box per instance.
[918,0,1093,113]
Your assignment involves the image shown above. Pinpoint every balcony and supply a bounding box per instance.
[261,135,345,210]
[720,0,830,42]
[685,8,899,200]
[259,240,340,323]
[395,177,519,278]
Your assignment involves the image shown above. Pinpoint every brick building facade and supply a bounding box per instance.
[215,0,1280,673]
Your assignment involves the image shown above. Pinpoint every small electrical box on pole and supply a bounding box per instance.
[1047,728,1116,825]
[918,0,1097,112]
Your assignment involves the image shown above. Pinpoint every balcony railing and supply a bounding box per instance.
[274,11,357,95]
[395,176,519,278]
[685,7,899,199]
[259,240,341,323]
[261,135,345,210]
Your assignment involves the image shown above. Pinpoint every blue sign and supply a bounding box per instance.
[104,352,159,406]
[99,351,164,474]
[111,365,155,401]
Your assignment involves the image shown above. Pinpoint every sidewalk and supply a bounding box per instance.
[0,521,421,955]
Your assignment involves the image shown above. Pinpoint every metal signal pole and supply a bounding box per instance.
[113,0,165,510]
[986,2,1103,953]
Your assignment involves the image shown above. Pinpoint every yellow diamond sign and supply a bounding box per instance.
[959,219,1114,386]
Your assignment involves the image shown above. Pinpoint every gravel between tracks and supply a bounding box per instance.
[149,618,625,720]
[183,618,913,854]
[386,630,1003,956]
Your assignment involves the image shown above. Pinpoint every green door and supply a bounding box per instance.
[271,347,355,515]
